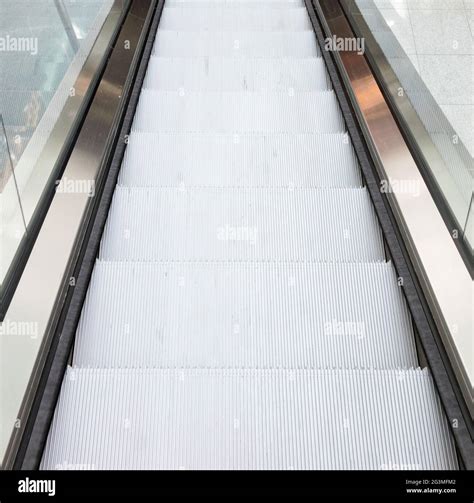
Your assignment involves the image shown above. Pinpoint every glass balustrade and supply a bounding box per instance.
[344,0,473,257]
[0,0,127,299]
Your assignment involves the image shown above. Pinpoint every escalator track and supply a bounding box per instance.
[38,0,458,470]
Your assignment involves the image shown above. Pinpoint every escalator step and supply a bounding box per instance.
[41,368,457,470]
[153,31,320,57]
[74,261,416,368]
[99,187,385,262]
[159,6,311,31]
[119,132,361,187]
[166,0,305,6]
[132,90,344,133]
[37,0,459,472]
[144,56,330,91]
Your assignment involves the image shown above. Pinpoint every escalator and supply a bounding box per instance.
[35,0,458,470]
[4,0,470,471]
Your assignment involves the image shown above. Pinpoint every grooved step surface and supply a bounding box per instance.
[40,0,457,472]
[119,132,361,187]
[99,187,385,262]
[132,91,345,133]
[153,31,320,57]
[166,0,305,5]
[144,56,330,91]
[159,6,311,31]
[41,368,458,470]
[74,261,416,368]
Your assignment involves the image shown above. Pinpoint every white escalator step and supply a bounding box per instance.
[99,187,385,262]
[166,0,305,5]
[119,132,361,188]
[144,57,330,91]
[74,261,417,368]
[132,91,344,133]
[166,2,305,8]
[159,6,311,31]
[41,368,458,470]
[153,31,320,57]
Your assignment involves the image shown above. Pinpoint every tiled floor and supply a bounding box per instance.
[366,0,474,156]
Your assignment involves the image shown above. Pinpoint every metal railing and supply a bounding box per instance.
[342,0,473,263]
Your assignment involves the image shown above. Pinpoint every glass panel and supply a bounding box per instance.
[348,0,474,253]
[0,0,123,288]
